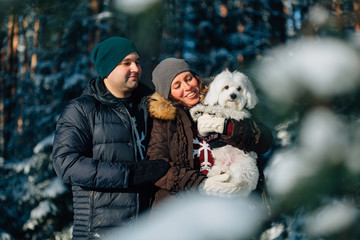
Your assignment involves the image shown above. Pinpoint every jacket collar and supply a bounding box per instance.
[148,85,208,121]
[84,77,153,108]
[148,92,177,120]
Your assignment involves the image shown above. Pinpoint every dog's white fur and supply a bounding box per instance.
[190,69,259,196]
[204,70,258,113]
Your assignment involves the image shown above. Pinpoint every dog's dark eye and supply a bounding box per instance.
[237,87,242,91]
[195,111,203,116]
[224,86,229,90]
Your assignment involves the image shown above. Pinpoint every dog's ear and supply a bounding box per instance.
[204,71,230,106]
[203,83,221,106]
[203,93,218,106]
[243,75,258,109]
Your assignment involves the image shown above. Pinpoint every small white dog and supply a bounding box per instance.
[191,69,259,196]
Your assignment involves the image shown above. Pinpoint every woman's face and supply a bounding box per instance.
[170,71,200,108]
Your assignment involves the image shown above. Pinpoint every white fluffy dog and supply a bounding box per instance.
[190,69,259,196]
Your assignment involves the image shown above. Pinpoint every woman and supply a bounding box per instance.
[147,58,273,206]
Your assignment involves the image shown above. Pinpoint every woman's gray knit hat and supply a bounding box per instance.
[152,58,192,99]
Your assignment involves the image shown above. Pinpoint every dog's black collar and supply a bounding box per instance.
[196,133,227,149]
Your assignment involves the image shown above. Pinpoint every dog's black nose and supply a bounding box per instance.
[230,93,237,100]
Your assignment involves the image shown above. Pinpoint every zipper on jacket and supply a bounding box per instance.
[111,103,140,218]
[124,105,141,218]
[112,105,139,161]
[88,191,94,233]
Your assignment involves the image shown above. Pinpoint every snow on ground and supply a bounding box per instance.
[105,193,265,240]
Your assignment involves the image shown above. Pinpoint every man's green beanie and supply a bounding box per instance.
[91,37,138,79]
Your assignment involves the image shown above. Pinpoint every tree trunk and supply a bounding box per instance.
[2,13,19,159]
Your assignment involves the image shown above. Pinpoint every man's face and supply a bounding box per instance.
[104,52,142,98]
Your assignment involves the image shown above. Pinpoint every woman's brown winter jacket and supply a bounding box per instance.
[147,92,273,205]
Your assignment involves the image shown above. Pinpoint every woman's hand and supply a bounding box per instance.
[197,115,225,136]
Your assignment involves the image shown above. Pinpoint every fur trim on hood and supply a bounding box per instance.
[148,92,177,121]
[148,81,208,121]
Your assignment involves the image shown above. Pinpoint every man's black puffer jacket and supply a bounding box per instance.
[52,78,170,239]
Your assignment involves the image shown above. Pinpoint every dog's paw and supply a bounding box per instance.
[207,166,228,178]
[189,104,206,121]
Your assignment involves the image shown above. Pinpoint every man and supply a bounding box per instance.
[52,37,170,239]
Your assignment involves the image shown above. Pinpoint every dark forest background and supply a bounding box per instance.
[1,0,360,239]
